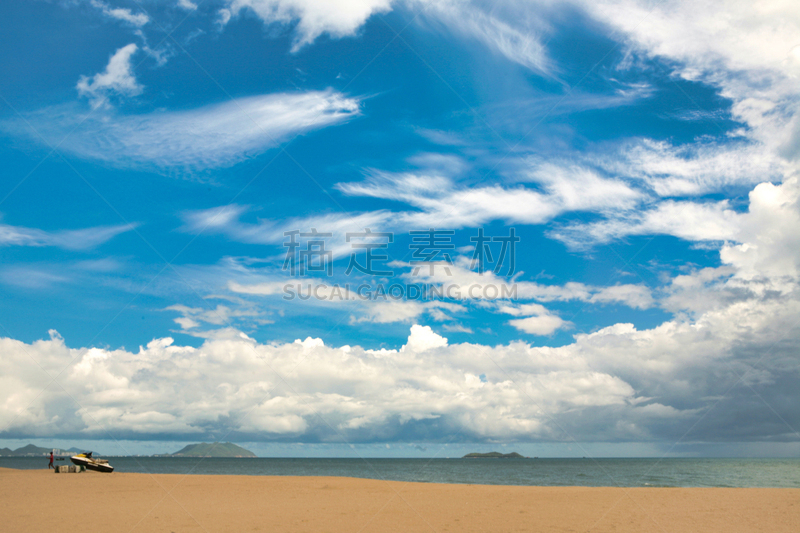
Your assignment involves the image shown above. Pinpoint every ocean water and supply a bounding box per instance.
[2,457,798,488]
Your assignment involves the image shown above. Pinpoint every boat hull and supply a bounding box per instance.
[70,455,114,473]
[85,462,114,473]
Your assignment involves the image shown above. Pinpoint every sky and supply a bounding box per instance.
[0,0,799,457]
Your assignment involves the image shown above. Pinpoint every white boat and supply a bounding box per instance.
[70,452,114,473]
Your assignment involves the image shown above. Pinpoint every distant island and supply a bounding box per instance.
[463,451,526,459]
[170,442,256,458]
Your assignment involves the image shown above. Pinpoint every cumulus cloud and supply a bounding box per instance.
[508,313,569,336]
[3,289,798,443]
[12,90,360,172]
[720,178,800,279]
[76,43,142,108]
[401,324,447,351]
[221,0,393,51]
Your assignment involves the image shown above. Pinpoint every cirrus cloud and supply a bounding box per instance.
[8,90,361,174]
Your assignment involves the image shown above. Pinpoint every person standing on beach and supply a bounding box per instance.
[48,451,54,469]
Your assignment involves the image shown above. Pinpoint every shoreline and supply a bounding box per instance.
[2,468,798,532]
[3,456,798,489]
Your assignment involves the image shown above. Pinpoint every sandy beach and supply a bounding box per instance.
[1,467,797,532]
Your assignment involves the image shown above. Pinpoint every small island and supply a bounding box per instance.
[170,442,256,458]
[462,451,526,459]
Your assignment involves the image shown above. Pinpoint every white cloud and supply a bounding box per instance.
[336,167,642,229]
[0,220,135,250]
[583,0,800,83]
[590,284,654,310]
[598,139,787,197]
[720,178,800,279]
[218,0,555,77]
[166,302,269,333]
[0,325,639,441]
[524,160,644,211]
[495,302,570,335]
[551,174,800,284]
[551,199,742,249]
[180,204,386,256]
[4,283,799,443]
[352,300,465,324]
[0,268,70,289]
[401,324,447,351]
[582,0,800,157]
[15,90,360,172]
[442,323,473,333]
[222,0,393,51]
[216,250,653,333]
[228,280,287,296]
[177,0,198,10]
[76,43,142,108]
[89,0,149,27]
[509,314,568,336]
[396,257,653,309]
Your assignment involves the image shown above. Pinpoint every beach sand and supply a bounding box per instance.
[1,467,797,532]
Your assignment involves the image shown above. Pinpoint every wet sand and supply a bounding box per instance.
[1,467,797,532]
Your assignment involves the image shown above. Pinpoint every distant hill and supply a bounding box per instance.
[13,444,53,455]
[171,442,256,458]
[463,451,526,459]
[0,444,73,456]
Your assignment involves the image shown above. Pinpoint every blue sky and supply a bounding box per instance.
[1,0,799,456]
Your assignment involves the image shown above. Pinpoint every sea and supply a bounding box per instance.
[2,457,799,488]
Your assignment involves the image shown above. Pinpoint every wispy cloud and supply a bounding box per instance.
[0,219,135,250]
[336,166,642,228]
[89,0,149,27]
[180,205,388,258]
[176,157,648,264]
[550,199,741,250]
[177,160,643,261]
[597,139,786,197]
[420,0,555,76]
[10,90,361,172]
